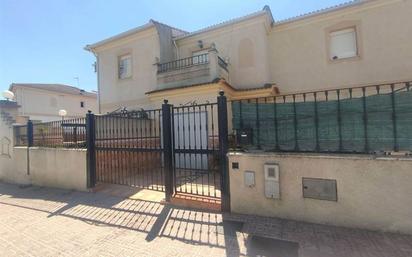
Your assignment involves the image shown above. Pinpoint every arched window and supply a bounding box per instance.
[238,38,255,68]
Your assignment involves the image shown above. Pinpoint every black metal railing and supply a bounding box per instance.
[87,94,230,211]
[14,118,87,148]
[157,53,209,73]
[218,56,228,72]
[172,102,221,199]
[94,109,165,191]
[231,81,412,154]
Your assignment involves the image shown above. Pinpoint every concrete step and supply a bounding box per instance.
[170,193,221,212]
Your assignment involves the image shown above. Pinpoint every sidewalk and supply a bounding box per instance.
[0,182,411,257]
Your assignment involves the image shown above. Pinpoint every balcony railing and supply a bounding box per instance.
[157,53,209,74]
[218,56,228,72]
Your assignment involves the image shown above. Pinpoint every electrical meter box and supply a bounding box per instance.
[244,171,255,187]
[264,163,280,199]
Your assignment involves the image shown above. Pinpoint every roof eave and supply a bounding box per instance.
[174,8,273,41]
[9,83,97,98]
[274,0,366,26]
[84,22,155,51]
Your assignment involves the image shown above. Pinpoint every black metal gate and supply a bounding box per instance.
[171,103,221,199]
[93,109,165,191]
[87,92,230,211]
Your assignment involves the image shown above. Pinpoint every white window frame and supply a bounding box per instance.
[329,27,358,61]
[118,54,132,79]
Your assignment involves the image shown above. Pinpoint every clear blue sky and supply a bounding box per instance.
[0,0,348,94]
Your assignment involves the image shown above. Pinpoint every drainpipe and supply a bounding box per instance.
[85,46,101,114]
[173,39,179,59]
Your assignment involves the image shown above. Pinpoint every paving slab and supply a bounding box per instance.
[0,182,411,257]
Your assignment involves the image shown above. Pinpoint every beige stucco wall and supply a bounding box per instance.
[94,27,160,113]
[1,147,31,185]
[13,86,97,122]
[0,107,30,184]
[228,152,412,234]
[92,0,412,113]
[1,147,87,191]
[269,0,412,93]
[176,15,272,90]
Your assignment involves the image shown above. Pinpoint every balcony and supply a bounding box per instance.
[156,49,229,90]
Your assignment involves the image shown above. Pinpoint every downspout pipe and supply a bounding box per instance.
[84,46,101,114]
[173,39,179,59]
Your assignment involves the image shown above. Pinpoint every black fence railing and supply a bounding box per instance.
[172,102,221,199]
[231,82,412,154]
[94,109,165,191]
[14,118,87,148]
[157,53,209,73]
[218,56,228,72]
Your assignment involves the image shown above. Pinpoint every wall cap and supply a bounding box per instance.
[14,146,87,152]
[227,151,412,161]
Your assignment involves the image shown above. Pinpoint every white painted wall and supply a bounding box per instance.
[0,105,88,191]
[94,27,160,113]
[92,0,412,112]
[229,152,412,234]
[269,0,412,92]
[176,15,272,90]
[12,86,97,122]
[1,147,87,191]
[0,107,28,184]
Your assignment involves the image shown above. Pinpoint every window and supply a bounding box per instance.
[80,101,85,108]
[118,54,132,79]
[329,27,358,60]
[267,168,276,178]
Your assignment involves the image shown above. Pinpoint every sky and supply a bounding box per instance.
[0,0,349,94]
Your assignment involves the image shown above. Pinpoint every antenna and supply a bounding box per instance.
[74,76,80,87]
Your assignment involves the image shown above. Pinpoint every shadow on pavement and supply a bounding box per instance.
[0,182,301,257]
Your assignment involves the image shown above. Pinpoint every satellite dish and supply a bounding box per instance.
[2,90,14,100]
[58,109,67,117]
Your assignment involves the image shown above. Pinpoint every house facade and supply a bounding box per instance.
[85,0,412,113]
[9,83,98,122]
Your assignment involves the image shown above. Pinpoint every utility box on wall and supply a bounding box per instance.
[302,178,337,201]
[244,171,255,187]
[236,128,253,146]
[264,163,280,199]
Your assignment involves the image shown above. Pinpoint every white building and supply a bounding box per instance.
[85,0,412,113]
[9,83,98,122]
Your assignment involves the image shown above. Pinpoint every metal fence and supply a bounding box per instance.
[218,56,228,72]
[231,82,412,154]
[172,102,222,199]
[157,53,209,73]
[14,118,86,148]
[94,109,165,191]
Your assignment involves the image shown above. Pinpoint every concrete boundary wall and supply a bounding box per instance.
[0,147,87,191]
[228,152,412,234]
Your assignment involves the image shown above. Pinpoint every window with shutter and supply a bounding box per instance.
[329,28,358,60]
[118,54,132,79]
